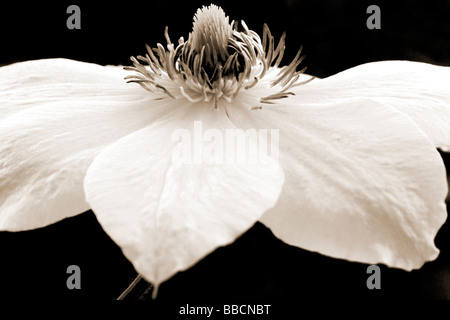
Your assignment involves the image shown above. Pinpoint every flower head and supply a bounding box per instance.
[0,4,450,298]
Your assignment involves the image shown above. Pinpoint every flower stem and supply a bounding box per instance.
[116,274,143,300]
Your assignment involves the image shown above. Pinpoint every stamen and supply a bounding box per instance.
[245,77,259,90]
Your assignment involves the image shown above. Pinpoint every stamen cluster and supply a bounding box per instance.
[124,5,312,109]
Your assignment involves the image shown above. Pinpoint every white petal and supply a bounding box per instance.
[297,61,450,151]
[83,104,284,289]
[0,59,176,231]
[226,96,448,271]
[0,58,123,119]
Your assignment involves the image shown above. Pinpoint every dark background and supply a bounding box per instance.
[0,0,450,314]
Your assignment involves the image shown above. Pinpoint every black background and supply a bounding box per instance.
[1,0,450,315]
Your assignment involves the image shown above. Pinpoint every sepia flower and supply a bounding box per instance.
[0,4,449,296]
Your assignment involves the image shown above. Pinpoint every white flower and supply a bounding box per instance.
[1,4,449,295]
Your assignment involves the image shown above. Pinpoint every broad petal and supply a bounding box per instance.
[0,58,123,119]
[298,61,450,151]
[226,96,448,271]
[83,104,284,289]
[0,59,176,231]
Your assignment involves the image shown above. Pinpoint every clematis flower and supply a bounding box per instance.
[1,4,450,297]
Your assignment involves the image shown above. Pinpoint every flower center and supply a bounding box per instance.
[124,4,313,110]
